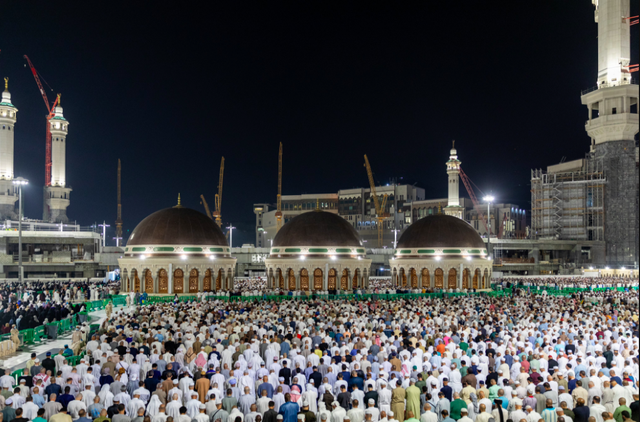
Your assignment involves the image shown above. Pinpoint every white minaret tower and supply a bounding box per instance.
[580,0,638,145]
[580,0,639,266]
[0,77,19,219]
[43,95,72,223]
[444,141,464,219]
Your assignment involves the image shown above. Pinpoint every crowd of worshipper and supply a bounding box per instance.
[0,280,118,332]
[0,285,637,422]
[492,278,639,289]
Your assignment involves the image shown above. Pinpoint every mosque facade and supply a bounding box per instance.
[117,201,237,294]
[390,214,492,290]
[264,210,372,291]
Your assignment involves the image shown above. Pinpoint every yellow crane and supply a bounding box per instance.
[275,143,283,232]
[364,155,389,247]
[200,195,212,219]
[212,157,225,227]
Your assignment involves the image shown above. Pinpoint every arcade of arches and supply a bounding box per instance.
[391,263,491,289]
[118,261,236,293]
[390,262,491,290]
[264,261,371,291]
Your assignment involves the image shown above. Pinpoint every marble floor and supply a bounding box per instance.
[0,308,115,373]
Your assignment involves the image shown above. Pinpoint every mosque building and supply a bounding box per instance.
[117,197,236,294]
[390,213,492,290]
[264,209,372,291]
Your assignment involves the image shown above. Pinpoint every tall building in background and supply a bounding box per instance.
[532,0,638,267]
[0,79,19,220]
[444,142,464,219]
[43,99,72,223]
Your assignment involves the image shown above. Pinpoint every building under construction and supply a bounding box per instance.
[531,153,606,242]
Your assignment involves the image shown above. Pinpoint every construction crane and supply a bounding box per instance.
[212,157,225,227]
[275,143,283,232]
[115,159,123,247]
[364,155,389,247]
[24,55,59,187]
[200,195,213,219]
[459,167,490,234]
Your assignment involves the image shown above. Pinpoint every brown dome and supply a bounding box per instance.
[397,214,485,249]
[127,207,228,246]
[273,210,363,247]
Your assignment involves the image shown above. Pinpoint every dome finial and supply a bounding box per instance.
[3,77,8,92]
[174,193,183,208]
[452,140,455,149]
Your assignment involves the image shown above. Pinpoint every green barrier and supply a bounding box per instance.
[20,328,35,345]
[33,326,45,342]
[67,356,81,366]
[112,296,127,306]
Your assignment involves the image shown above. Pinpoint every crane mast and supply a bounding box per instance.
[24,55,58,187]
[115,159,123,246]
[459,167,489,234]
[275,143,283,232]
[213,157,225,227]
[200,195,213,219]
[364,155,388,248]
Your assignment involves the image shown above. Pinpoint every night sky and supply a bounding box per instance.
[1,1,638,246]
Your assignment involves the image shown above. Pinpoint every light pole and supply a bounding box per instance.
[98,221,110,250]
[483,195,494,259]
[13,177,28,283]
[227,225,236,248]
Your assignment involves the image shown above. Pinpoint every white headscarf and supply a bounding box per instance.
[99,384,114,408]
[146,394,162,417]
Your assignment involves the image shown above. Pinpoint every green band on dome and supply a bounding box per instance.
[308,248,329,253]
[335,248,352,253]
[417,249,436,254]
[210,247,224,252]
[357,249,365,253]
[132,247,146,252]
[399,250,412,254]
[469,249,482,253]
[184,247,202,252]
[153,247,174,252]
[284,248,302,253]
[272,248,280,253]
[442,249,462,254]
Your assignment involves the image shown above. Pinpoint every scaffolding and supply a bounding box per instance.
[531,152,605,240]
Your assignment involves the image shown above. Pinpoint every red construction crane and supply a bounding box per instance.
[24,55,59,187]
[459,167,490,234]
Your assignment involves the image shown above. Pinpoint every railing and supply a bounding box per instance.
[581,79,638,95]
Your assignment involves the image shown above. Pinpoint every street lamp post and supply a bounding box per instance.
[13,177,28,283]
[483,195,494,259]
[227,225,236,248]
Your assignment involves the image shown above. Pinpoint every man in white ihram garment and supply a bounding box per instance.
[166,394,182,419]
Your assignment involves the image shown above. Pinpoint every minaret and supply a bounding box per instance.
[581,0,638,145]
[0,78,19,219]
[444,141,464,219]
[580,0,639,266]
[43,95,72,223]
